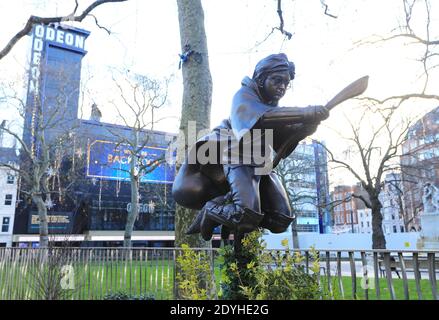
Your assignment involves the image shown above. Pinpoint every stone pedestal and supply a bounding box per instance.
[416,213,439,250]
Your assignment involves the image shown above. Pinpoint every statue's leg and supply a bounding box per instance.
[199,165,264,241]
[259,172,294,233]
[172,162,225,210]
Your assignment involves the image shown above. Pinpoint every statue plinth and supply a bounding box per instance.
[416,212,439,250]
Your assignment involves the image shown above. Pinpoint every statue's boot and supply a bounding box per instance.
[259,211,294,233]
[200,203,264,241]
[186,194,230,235]
[185,210,206,235]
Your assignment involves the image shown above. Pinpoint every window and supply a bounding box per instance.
[6,175,14,184]
[361,222,364,228]
[366,221,370,228]
[296,224,318,232]
[4,194,12,206]
[393,226,397,233]
[2,217,10,232]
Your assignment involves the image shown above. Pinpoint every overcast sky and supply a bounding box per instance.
[0,0,438,186]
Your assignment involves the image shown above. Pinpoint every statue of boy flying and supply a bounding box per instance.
[172,53,329,241]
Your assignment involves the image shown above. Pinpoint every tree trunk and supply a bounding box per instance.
[291,217,299,249]
[175,0,215,300]
[124,158,140,247]
[33,195,49,248]
[175,0,212,248]
[371,197,386,249]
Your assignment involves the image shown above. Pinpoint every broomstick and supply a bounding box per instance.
[271,75,369,168]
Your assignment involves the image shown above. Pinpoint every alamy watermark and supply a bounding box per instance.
[360,253,375,290]
[165,121,275,175]
[60,264,75,290]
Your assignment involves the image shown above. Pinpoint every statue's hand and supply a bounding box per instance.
[313,105,329,121]
[304,105,329,123]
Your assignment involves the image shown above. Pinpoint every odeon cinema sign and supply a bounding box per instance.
[26,24,89,154]
[87,140,175,184]
[28,23,88,95]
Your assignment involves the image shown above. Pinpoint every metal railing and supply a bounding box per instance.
[0,247,437,300]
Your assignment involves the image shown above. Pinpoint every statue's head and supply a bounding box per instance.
[252,53,295,106]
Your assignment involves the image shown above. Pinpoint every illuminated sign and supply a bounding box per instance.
[28,211,73,233]
[87,140,175,184]
[127,201,156,214]
[33,24,87,52]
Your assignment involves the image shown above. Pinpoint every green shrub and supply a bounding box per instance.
[175,244,216,300]
[219,231,331,300]
[218,231,263,300]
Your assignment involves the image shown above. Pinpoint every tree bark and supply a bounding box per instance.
[124,161,139,247]
[175,0,212,248]
[291,217,299,249]
[33,194,49,248]
[371,197,386,249]
[175,0,215,300]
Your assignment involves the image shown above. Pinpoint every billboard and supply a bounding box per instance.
[87,140,175,184]
[28,211,74,233]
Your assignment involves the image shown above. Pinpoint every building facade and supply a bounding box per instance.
[0,147,18,247]
[332,174,406,235]
[379,173,405,234]
[357,208,372,234]
[330,183,370,234]
[277,139,332,234]
[13,24,178,247]
[400,106,439,231]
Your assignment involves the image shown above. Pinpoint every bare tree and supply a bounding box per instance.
[0,70,80,247]
[0,0,128,61]
[106,70,169,247]
[355,0,439,106]
[275,145,319,247]
[321,102,415,249]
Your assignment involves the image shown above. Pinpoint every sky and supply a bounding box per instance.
[0,0,438,186]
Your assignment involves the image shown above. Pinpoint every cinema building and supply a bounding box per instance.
[12,24,179,247]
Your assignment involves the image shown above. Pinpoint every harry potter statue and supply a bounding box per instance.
[172,53,329,241]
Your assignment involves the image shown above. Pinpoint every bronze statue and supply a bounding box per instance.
[172,53,331,241]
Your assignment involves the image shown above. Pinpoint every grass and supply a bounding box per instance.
[1,260,437,300]
[322,276,438,300]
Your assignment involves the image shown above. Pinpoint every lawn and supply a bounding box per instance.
[1,260,437,300]
[322,276,437,300]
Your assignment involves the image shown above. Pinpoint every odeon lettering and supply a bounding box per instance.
[126,202,156,214]
[34,25,85,50]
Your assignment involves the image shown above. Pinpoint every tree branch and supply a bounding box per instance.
[358,93,439,106]
[320,0,338,19]
[0,0,128,60]
[276,0,292,39]
[351,193,371,208]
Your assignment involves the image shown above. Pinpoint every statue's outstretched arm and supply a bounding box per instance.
[260,105,329,127]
